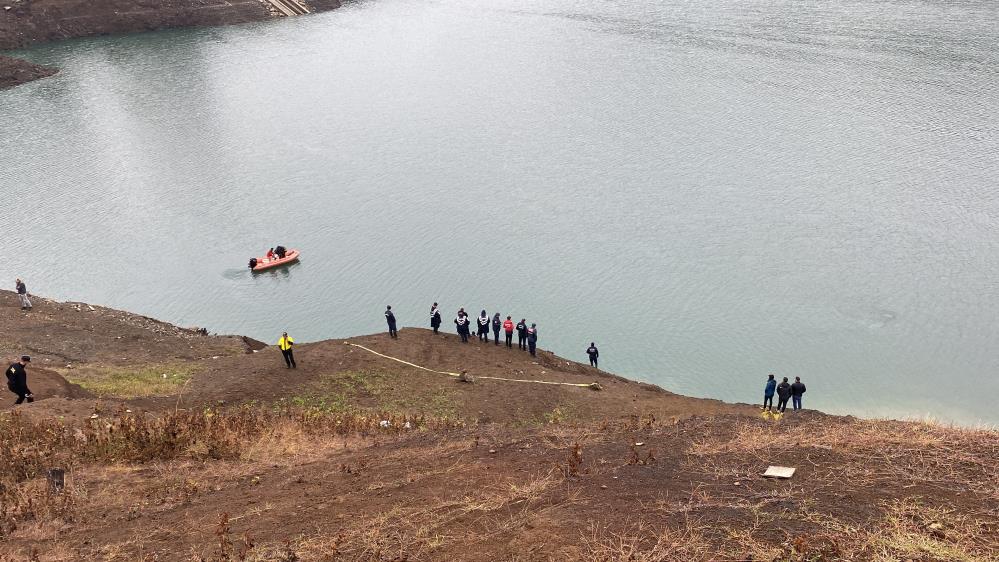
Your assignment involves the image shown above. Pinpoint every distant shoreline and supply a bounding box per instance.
[0,0,342,90]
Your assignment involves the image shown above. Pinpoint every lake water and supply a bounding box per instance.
[2,0,997,424]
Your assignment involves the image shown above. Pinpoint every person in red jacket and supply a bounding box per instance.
[502,316,515,348]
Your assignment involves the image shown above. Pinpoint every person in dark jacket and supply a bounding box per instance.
[790,376,806,410]
[6,355,34,404]
[763,374,776,411]
[15,278,31,310]
[503,316,515,348]
[274,245,287,259]
[477,310,490,342]
[775,377,792,412]
[430,303,442,334]
[527,323,538,356]
[516,319,528,350]
[385,305,398,338]
[455,309,471,343]
[586,343,599,368]
[491,313,501,345]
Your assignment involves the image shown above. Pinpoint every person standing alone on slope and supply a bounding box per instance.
[586,342,599,368]
[763,374,776,411]
[6,355,33,405]
[15,279,31,311]
[430,303,442,334]
[385,305,398,338]
[278,332,296,369]
[503,316,515,348]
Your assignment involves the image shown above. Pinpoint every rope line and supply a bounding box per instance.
[345,343,601,389]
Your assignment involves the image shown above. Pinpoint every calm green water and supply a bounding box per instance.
[2,0,997,424]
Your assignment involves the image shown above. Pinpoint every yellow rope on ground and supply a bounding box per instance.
[345,343,601,390]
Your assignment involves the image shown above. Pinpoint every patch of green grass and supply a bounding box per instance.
[293,371,458,417]
[65,364,195,398]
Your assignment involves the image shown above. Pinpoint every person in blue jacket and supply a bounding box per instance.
[763,374,776,411]
[491,313,502,345]
[586,343,599,368]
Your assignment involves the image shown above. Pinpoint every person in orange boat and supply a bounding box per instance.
[266,247,275,260]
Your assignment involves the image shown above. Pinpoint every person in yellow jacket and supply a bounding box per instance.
[278,332,296,369]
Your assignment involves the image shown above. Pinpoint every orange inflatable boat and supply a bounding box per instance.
[249,249,300,272]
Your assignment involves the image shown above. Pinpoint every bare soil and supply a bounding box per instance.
[2,290,997,561]
[1,289,747,423]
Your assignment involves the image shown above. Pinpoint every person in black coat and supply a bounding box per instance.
[516,319,528,350]
[385,305,398,338]
[491,313,501,345]
[477,310,490,342]
[586,343,599,368]
[430,303,442,334]
[455,309,471,343]
[790,377,806,410]
[527,323,538,357]
[6,355,33,405]
[775,377,792,412]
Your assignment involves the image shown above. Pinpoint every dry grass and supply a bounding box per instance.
[61,364,196,398]
[687,417,999,501]
[0,405,463,541]
[4,412,997,561]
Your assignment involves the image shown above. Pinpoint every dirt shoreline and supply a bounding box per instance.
[0,54,56,88]
[0,0,342,89]
[2,290,997,560]
[0,289,748,422]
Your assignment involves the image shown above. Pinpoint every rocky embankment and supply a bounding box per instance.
[0,0,342,89]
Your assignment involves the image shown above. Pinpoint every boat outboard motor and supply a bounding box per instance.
[248,258,258,269]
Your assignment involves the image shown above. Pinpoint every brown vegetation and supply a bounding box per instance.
[1,291,997,560]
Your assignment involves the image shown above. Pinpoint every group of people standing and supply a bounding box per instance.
[763,374,806,412]
[428,304,541,356]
